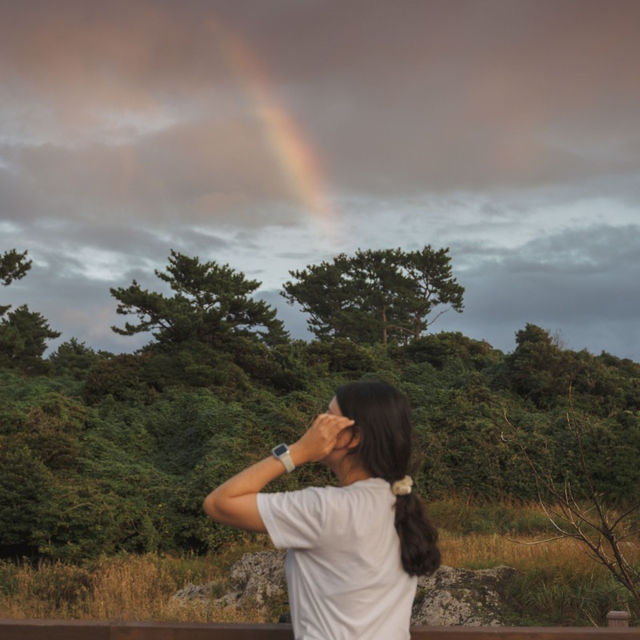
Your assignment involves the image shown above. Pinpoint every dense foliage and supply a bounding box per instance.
[1,248,639,562]
[282,246,464,344]
[1,250,60,374]
[0,249,32,287]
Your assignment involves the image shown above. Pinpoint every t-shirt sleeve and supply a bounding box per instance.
[257,487,328,550]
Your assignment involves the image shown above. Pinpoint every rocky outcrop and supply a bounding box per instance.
[222,550,287,609]
[172,551,517,626]
[172,551,286,610]
[412,564,517,626]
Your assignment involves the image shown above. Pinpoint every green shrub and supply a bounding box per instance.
[429,499,554,535]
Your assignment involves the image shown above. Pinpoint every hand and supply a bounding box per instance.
[292,413,355,464]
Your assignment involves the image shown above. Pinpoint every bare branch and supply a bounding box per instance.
[426,307,449,327]
[503,404,640,613]
[504,535,566,545]
[611,502,640,530]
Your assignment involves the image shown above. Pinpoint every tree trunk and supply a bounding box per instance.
[382,305,388,345]
[413,312,422,339]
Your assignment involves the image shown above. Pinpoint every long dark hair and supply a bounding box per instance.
[335,380,440,577]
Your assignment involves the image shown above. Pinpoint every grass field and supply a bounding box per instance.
[1,501,637,626]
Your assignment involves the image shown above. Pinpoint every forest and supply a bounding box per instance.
[1,245,639,623]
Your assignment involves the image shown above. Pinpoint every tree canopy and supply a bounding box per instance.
[0,305,61,371]
[0,249,60,371]
[1,248,33,318]
[0,248,32,287]
[110,250,288,348]
[282,246,464,344]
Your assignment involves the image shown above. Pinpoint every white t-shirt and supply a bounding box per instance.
[257,477,417,640]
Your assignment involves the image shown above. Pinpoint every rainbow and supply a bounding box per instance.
[211,19,338,237]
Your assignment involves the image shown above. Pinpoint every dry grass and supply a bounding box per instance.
[439,530,639,626]
[440,530,639,573]
[1,525,637,623]
[0,540,273,623]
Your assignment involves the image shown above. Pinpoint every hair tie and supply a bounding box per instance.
[391,475,413,496]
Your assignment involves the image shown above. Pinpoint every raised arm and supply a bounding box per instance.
[202,412,354,531]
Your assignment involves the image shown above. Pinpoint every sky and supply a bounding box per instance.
[1,0,640,360]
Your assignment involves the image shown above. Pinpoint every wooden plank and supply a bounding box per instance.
[0,619,110,640]
[410,628,640,639]
[110,621,294,640]
[1,620,639,639]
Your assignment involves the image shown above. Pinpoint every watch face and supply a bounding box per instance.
[273,444,288,457]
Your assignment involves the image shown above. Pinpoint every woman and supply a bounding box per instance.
[203,380,440,639]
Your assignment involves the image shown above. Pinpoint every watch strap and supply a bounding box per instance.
[272,443,295,472]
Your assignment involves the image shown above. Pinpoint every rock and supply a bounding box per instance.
[172,550,287,614]
[172,552,517,626]
[223,550,287,609]
[412,565,517,627]
[172,582,219,602]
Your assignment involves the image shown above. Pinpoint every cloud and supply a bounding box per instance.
[1,112,302,227]
[1,264,148,353]
[2,0,640,208]
[440,224,640,359]
[1,1,639,360]
[3,218,639,360]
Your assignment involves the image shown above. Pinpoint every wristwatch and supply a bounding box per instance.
[272,443,295,473]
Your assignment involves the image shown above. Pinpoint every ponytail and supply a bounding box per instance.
[394,492,440,576]
[336,380,441,577]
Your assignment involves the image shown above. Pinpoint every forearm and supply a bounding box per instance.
[208,443,307,499]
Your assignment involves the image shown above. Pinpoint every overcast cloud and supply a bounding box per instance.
[1,0,639,360]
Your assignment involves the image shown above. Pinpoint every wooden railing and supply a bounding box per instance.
[0,618,638,640]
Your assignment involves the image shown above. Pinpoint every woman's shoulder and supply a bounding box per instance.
[310,477,390,497]
[279,478,392,522]
[311,477,393,513]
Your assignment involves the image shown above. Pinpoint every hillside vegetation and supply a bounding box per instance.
[1,246,639,624]
[2,326,639,561]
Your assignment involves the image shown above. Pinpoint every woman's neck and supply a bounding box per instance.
[337,463,372,487]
